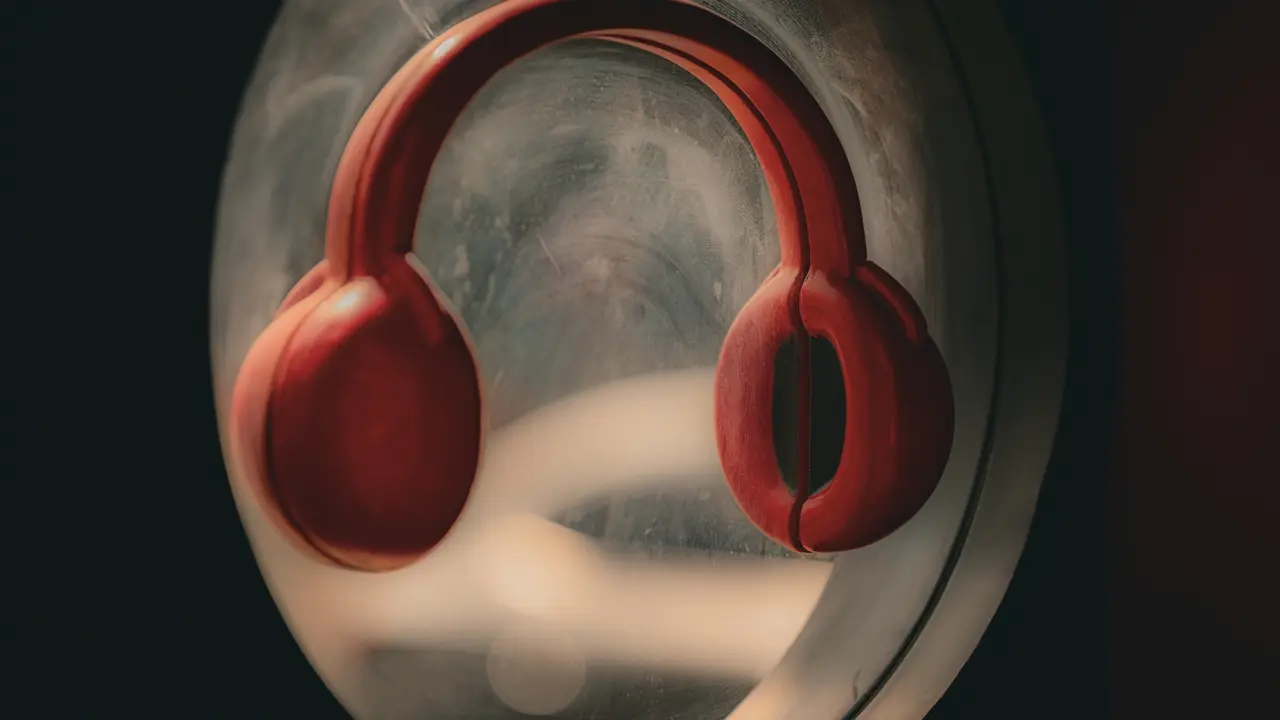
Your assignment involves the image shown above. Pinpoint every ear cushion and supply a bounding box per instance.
[229,276,340,565]
[229,257,482,571]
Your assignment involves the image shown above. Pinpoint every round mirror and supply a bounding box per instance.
[211,1,1066,717]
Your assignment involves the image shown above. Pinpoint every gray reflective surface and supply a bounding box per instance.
[210,1,1066,718]
[416,38,778,436]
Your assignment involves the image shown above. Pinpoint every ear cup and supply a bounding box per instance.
[229,257,482,571]
[714,265,954,554]
[276,260,331,317]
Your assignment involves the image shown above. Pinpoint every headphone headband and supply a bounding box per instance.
[323,0,867,283]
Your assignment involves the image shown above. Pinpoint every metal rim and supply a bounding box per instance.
[849,2,1068,716]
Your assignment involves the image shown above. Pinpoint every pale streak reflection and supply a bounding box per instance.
[250,368,830,709]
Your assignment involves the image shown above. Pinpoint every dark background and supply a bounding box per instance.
[12,0,1276,717]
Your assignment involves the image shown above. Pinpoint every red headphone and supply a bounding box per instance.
[228,0,954,572]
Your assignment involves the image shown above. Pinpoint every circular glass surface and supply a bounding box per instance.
[211,1,1065,718]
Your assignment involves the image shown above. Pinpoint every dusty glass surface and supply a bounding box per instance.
[209,1,1065,718]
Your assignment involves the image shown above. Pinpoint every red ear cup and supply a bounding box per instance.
[229,258,481,571]
[715,265,954,554]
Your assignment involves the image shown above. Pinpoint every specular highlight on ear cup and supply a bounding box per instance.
[232,258,482,571]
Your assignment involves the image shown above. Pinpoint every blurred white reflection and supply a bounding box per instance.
[249,369,830,714]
